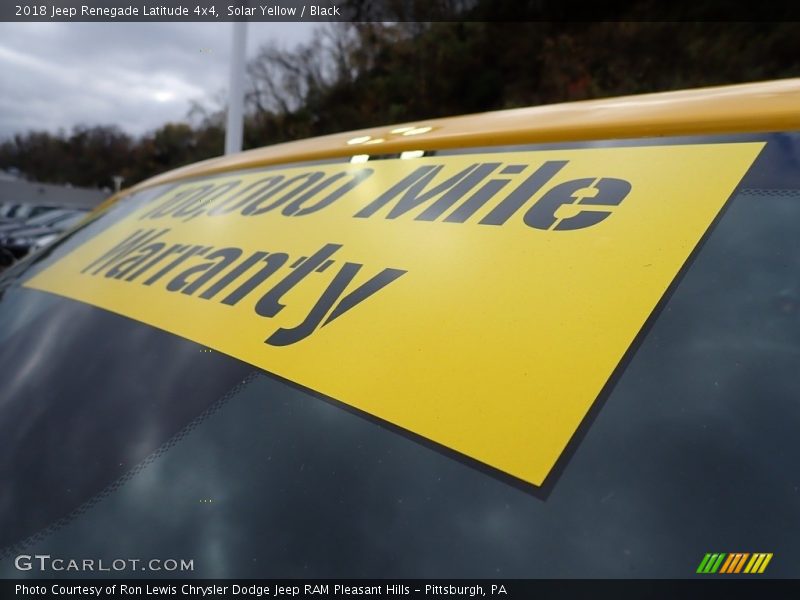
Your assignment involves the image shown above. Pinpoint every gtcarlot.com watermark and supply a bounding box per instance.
[14,554,194,573]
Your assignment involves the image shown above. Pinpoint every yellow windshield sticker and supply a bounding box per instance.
[25,143,763,487]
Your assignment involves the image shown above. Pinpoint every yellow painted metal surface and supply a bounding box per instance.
[26,143,762,486]
[128,79,799,193]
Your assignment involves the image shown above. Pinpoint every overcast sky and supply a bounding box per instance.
[0,22,314,141]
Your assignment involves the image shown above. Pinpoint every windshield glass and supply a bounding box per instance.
[1,133,799,578]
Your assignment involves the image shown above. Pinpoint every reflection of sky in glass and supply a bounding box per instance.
[1,134,799,578]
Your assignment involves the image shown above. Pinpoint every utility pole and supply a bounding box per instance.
[225,20,248,155]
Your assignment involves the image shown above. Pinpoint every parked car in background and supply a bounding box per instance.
[0,203,59,224]
[0,208,85,237]
[0,209,87,259]
[0,203,28,221]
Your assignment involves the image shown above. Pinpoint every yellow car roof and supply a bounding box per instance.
[130,78,800,193]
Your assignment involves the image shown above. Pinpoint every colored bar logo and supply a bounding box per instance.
[696,553,773,574]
